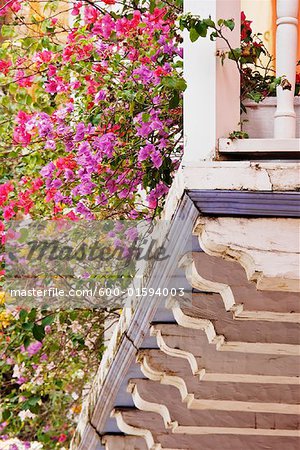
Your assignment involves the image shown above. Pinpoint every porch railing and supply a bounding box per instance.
[183,0,299,161]
[274,0,299,138]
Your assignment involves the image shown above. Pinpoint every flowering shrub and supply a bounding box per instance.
[0,305,111,447]
[0,0,183,447]
[0,0,184,222]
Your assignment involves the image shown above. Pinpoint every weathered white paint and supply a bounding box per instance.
[274,0,299,137]
[219,137,300,152]
[154,318,300,357]
[127,382,300,436]
[150,325,201,375]
[163,161,300,222]
[111,410,160,450]
[171,256,300,324]
[138,354,300,415]
[183,0,240,163]
[128,382,177,430]
[194,217,300,291]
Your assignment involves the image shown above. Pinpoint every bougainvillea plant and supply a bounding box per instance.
[0,0,184,221]
[0,0,183,447]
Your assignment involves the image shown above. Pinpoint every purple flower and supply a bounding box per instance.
[138,143,155,162]
[151,150,162,169]
[37,115,53,137]
[114,222,124,232]
[75,202,95,220]
[106,179,117,194]
[158,138,168,150]
[125,227,138,241]
[74,122,86,141]
[95,193,108,205]
[40,162,55,178]
[0,422,7,432]
[133,66,154,84]
[136,121,151,137]
[78,141,90,154]
[93,132,116,158]
[114,238,122,247]
[27,341,43,356]
[51,179,63,189]
[45,139,56,150]
[119,189,129,198]
[153,95,161,105]
[95,89,106,103]
[64,168,75,181]
[78,180,96,195]
[65,140,74,152]
[146,182,169,208]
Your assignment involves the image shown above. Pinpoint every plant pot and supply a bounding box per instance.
[241,97,300,138]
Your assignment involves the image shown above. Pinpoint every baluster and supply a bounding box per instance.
[274,0,299,138]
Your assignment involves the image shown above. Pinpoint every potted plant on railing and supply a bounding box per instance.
[238,12,300,139]
[180,11,300,139]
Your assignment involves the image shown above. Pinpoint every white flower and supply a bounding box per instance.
[70,321,82,333]
[46,362,55,371]
[18,409,36,421]
[73,369,84,379]
[12,364,21,379]
[71,392,79,400]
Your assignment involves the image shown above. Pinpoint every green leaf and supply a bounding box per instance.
[32,324,45,342]
[169,90,180,109]
[142,113,150,123]
[195,22,208,37]
[41,315,55,327]
[223,19,235,31]
[203,17,215,28]
[19,309,28,322]
[189,28,199,42]
[248,91,263,103]
[22,322,34,331]
[228,47,241,60]
[23,335,31,349]
[29,310,37,325]
[19,227,29,243]
[1,25,15,38]
[2,409,11,420]
[28,396,41,406]
[22,37,35,49]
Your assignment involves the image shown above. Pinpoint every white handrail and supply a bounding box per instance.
[274,0,299,138]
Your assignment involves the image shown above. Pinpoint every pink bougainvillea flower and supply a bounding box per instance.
[3,206,15,221]
[36,50,53,63]
[58,433,68,443]
[0,59,12,75]
[15,70,34,87]
[71,1,83,16]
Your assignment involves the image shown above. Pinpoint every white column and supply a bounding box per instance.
[274,0,299,138]
[183,0,240,164]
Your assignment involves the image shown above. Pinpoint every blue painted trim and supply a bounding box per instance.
[188,190,300,218]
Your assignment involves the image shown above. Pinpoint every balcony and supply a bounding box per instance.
[184,0,300,160]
